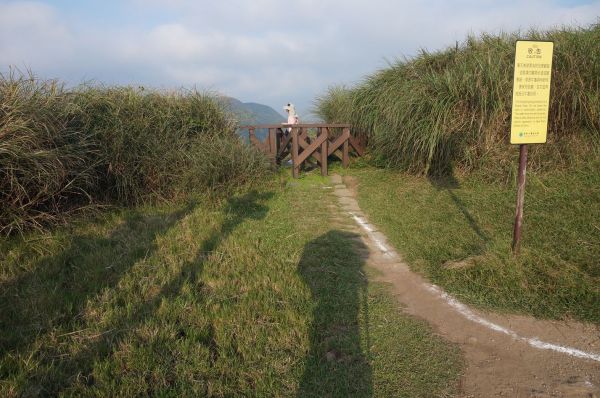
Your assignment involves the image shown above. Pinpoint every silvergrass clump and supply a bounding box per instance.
[0,72,271,235]
[69,84,268,203]
[314,24,600,178]
[0,73,99,235]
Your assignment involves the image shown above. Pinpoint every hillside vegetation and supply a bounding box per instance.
[315,24,600,178]
[0,73,270,235]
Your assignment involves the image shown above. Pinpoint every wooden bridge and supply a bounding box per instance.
[239,124,364,178]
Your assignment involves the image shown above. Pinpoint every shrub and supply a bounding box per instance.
[0,74,99,234]
[0,72,270,235]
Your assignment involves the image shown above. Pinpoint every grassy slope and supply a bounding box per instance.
[0,173,461,397]
[315,25,600,177]
[339,159,599,324]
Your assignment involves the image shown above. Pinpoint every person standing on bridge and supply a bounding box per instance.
[283,103,299,134]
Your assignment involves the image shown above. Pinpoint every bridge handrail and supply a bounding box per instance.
[243,123,364,178]
[238,123,351,129]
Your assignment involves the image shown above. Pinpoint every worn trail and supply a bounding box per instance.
[328,174,600,398]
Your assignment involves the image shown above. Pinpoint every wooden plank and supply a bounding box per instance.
[267,128,273,154]
[249,127,260,148]
[292,128,299,178]
[258,139,270,154]
[249,127,273,154]
[279,148,290,162]
[320,127,328,163]
[297,135,309,149]
[331,149,343,160]
[268,128,277,161]
[275,129,284,164]
[276,128,283,151]
[278,131,292,157]
[327,128,350,156]
[299,127,305,172]
[342,128,349,168]
[297,131,327,165]
[298,134,322,163]
[299,128,310,142]
[348,134,365,156]
[279,149,290,161]
[320,128,328,176]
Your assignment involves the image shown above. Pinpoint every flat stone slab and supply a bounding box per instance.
[342,204,362,213]
[330,174,343,184]
[333,189,353,198]
[337,198,362,212]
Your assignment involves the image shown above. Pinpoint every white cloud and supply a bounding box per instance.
[0,2,75,69]
[1,0,599,117]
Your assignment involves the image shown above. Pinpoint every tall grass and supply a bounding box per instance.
[315,24,600,177]
[0,72,270,235]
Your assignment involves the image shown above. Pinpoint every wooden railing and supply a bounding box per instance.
[239,124,364,178]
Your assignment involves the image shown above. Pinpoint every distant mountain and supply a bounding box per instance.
[221,97,285,141]
[223,97,285,125]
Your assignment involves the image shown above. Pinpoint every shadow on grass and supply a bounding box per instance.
[428,171,490,245]
[0,201,196,359]
[297,230,373,397]
[0,190,273,395]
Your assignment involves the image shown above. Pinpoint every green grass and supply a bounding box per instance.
[0,172,461,397]
[338,160,599,324]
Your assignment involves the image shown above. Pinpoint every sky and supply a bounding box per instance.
[1,0,599,119]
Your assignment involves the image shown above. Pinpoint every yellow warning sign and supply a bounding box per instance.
[510,41,554,144]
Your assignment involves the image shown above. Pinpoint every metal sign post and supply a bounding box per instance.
[510,40,554,255]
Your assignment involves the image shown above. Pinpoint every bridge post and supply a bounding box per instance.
[275,128,283,165]
[342,127,350,168]
[291,127,299,178]
[249,127,256,145]
[321,127,328,176]
[268,128,277,164]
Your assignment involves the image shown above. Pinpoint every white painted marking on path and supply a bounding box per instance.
[347,200,600,363]
[349,212,391,254]
[424,284,600,363]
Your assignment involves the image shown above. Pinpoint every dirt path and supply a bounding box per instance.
[328,174,600,398]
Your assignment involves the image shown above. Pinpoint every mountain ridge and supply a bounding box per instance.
[222,96,285,125]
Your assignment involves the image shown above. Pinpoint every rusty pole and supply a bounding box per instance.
[512,144,528,255]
